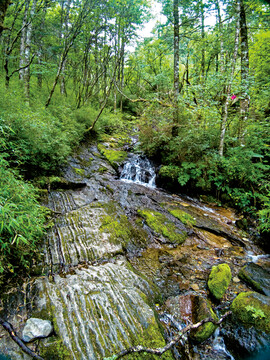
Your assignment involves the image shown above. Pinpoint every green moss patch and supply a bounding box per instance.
[97,144,127,169]
[100,202,147,247]
[168,208,196,227]
[231,291,270,333]
[208,263,232,300]
[138,209,187,245]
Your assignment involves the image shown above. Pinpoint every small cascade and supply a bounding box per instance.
[212,328,235,360]
[120,154,156,188]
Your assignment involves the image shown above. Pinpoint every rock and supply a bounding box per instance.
[233,276,240,283]
[208,263,232,300]
[239,262,270,296]
[22,318,53,342]
[164,294,218,343]
[221,322,270,359]
[231,291,270,333]
[190,284,200,291]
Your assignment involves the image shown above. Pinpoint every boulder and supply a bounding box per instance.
[239,262,270,296]
[164,294,218,343]
[231,291,270,333]
[22,318,53,342]
[208,263,232,300]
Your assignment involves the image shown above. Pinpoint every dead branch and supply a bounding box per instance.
[104,311,232,360]
[0,318,44,360]
[113,81,173,108]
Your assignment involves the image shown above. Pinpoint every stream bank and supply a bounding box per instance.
[0,133,269,360]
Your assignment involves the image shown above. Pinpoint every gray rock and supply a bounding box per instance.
[239,262,270,296]
[22,318,53,342]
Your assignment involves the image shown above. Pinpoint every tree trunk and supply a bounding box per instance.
[219,2,240,157]
[0,0,10,35]
[24,0,37,103]
[19,0,29,80]
[60,0,71,96]
[201,1,205,84]
[239,0,249,143]
[173,0,180,124]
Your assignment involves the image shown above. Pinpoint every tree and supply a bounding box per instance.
[0,0,10,35]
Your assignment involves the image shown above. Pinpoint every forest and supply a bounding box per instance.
[0,0,270,358]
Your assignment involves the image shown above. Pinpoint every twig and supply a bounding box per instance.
[0,318,44,360]
[104,311,232,359]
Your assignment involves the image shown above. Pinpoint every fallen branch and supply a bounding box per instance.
[0,318,44,360]
[104,311,232,360]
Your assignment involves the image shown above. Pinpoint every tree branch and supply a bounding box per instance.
[9,54,35,78]
[0,318,44,360]
[104,311,232,360]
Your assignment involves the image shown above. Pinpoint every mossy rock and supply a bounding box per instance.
[168,208,196,227]
[138,209,187,245]
[100,202,148,247]
[190,297,218,342]
[97,144,127,169]
[231,292,270,333]
[208,263,232,300]
[238,262,270,296]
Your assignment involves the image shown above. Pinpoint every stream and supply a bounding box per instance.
[0,137,269,360]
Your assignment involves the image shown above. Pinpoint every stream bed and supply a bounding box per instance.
[0,137,269,360]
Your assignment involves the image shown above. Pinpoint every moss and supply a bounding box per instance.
[40,337,72,360]
[231,291,270,333]
[72,167,85,177]
[168,208,196,227]
[98,166,109,174]
[190,298,218,343]
[138,209,187,245]
[208,263,232,300]
[97,144,127,169]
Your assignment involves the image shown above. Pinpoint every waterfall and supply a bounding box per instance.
[120,154,156,188]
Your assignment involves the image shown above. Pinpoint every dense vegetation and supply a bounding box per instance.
[0,0,269,282]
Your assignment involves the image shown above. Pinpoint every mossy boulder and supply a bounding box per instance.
[231,292,270,333]
[208,263,232,300]
[97,144,127,170]
[138,209,187,245]
[239,262,270,296]
[190,296,218,343]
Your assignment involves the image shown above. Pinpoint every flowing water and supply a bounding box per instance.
[0,142,269,360]
[120,154,156,188]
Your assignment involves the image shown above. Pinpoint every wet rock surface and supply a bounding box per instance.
[0,137,269,360]
[238,262,270,296]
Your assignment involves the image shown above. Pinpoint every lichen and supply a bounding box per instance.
[137,209,187,245]
[231,291,270,333]
[208,263,232,300]
[97,144,127,169]
[168,208,196,227]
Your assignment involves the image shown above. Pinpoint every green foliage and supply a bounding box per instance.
[245,305,266,320]
[0,87,86,175]
[0,155,47,278]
